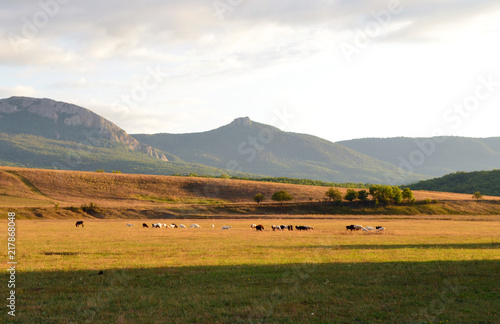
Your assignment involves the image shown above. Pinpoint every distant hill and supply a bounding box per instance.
[408,169,500,196]
[0,96,169,160]
[338,137,500,177]
[133,117,425,184]
[0,97,252,177]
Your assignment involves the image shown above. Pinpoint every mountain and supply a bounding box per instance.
[0,96,169,160]
[132,117,425,184]
[338,137,500,177]
[409,169,500,196]
[0,97,252,177]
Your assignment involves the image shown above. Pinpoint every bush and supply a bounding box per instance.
[325,188,343,202]
[81,202,100,215]
[272,190,293,203]
[253,193,265,204]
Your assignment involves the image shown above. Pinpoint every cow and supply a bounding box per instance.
[143,223,149,228]
[287,225,293,231]
[75,221,84,228]
[190,224,201,229]
[256,224,264,231]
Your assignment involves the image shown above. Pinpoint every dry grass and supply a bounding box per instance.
[1,216,499,323]
[2,166,498,210]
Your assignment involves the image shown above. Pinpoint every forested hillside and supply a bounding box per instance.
[409,169,500,196]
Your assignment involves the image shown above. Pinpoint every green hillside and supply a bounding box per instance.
[408,169,500,196]
[0,133,251,177]
[133,117,425,184]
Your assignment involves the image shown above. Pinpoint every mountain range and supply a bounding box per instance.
[1,96,500,185]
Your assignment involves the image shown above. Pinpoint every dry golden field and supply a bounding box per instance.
[1,166,498,210]
[0,216,498,323]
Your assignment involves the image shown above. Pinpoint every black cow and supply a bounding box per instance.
[75,221,84,228]
[346,225,355,231]
[287,225,293,231]
[142,223,149,228]
[256,224,264,231]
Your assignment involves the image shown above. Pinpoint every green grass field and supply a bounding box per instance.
[1,217,499,323]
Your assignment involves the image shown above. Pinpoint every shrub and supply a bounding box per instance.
[272,190,293,203]
[325,188,343,202]
[253,193,265,204]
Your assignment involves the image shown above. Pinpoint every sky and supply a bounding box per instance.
[1,0,500,142]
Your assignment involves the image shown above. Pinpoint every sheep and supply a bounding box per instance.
[152,223,162,228]
[271,225,281,231]
[376,226,385,232]
[255,224,264,231]
[170,224,178,228]
[287,225,293,231]
[250,224,257,228]
[179,224,187,229]
[366,226,375,231]
[142,223,149,228]
[222,226,232,230]
[280,225,286,230]
[189,224,201,229]
[126,224,135,227]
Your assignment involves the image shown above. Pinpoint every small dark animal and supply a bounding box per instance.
[376,226,383,229]
[75,221,84,227]
[296,226,307,231]
[287,225,293,231]
[142,223,149,228]
[280,225,286,230]
[256,224,264,231]
[98,271,104,275]
[346,225,355,231]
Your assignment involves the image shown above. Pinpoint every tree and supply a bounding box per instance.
[344,189,358,202]
[473,191,483,200]
[253,193,265,204]
[392,186,403,204]
[325,187,343,202]
[272,190,293,204]
[357,190,369,202]
[402,188,415,203]
[369,185,402,205]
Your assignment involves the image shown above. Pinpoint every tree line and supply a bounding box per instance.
[255,185,415,205]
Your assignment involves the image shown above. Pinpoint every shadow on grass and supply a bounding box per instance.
[1,260,499,323]
[270,242,500,250]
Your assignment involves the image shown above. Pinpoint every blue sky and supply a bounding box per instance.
[1,0,500,142]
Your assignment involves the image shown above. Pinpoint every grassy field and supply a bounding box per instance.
[1,217,499,323]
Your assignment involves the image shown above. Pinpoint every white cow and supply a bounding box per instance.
[179,224,187,229]
[190,224,201,229]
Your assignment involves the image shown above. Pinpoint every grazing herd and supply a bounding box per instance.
[346,224,385,232]
[76,221,386,233]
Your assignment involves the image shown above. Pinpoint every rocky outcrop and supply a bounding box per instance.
[0,97,168,161]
